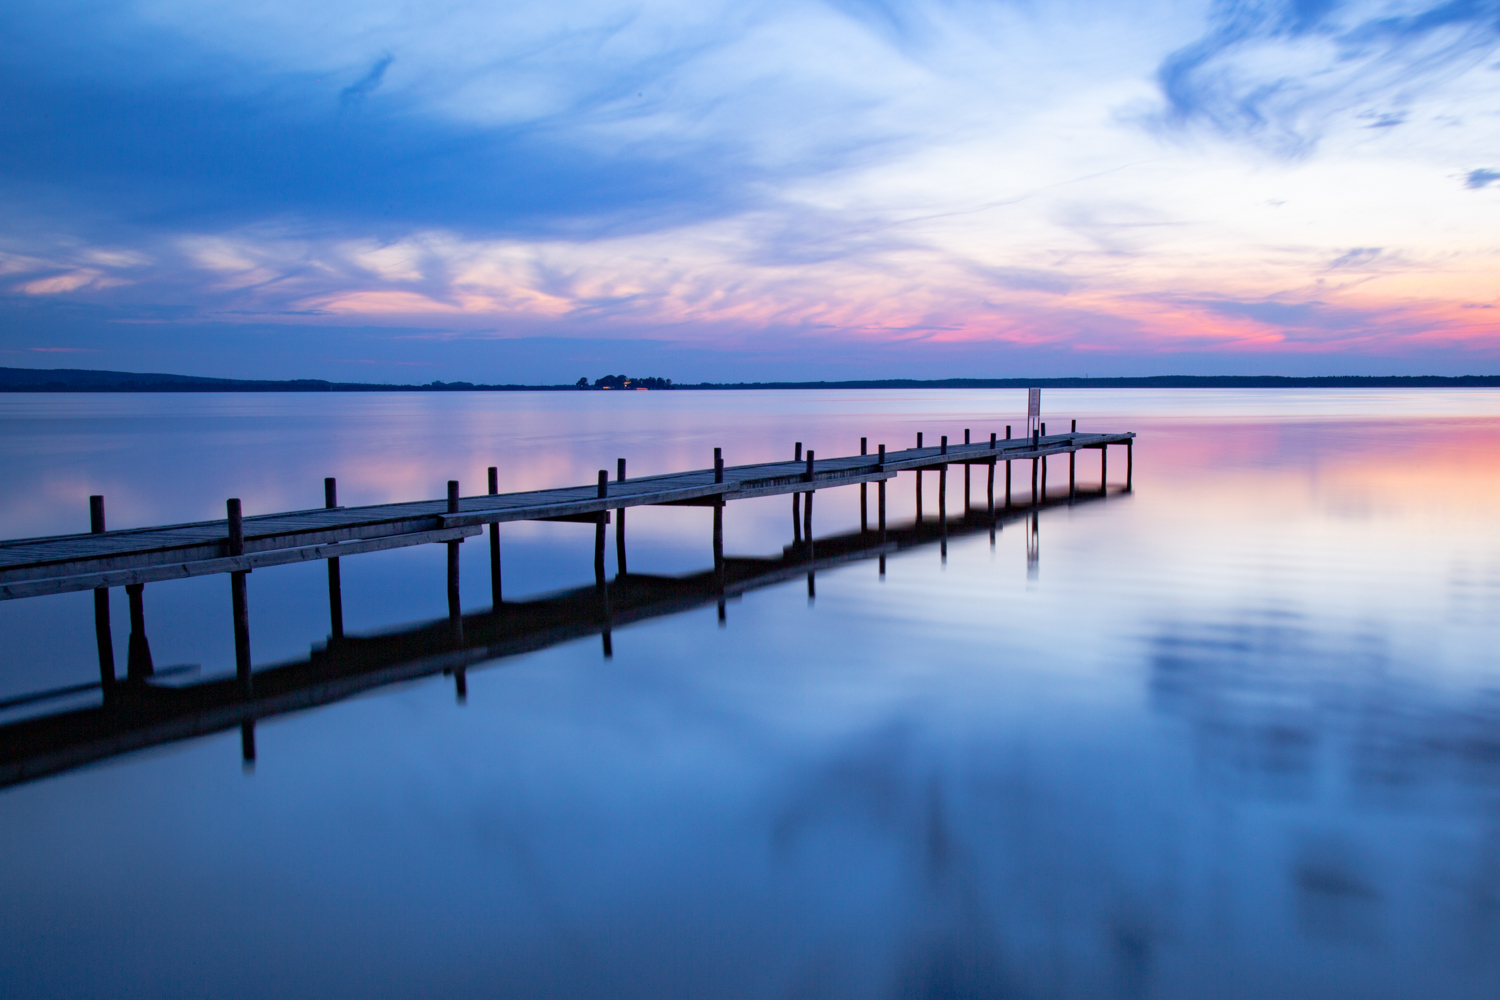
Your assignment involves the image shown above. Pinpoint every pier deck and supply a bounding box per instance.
[0,431,1132,600]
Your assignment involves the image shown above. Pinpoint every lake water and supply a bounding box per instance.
[1,389,1498,999]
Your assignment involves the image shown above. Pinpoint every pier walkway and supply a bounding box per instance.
[0,429,1132,600]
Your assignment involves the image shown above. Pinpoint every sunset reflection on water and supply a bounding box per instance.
[0,390,1496,999]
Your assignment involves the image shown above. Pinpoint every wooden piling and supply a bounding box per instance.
[614,458,628,577]
[124,582,154,680]
[446,481,463,644]
[792,491,802,544]
[1127,440,1134,491]
[324,478,344,641]
[1102,444,1108,494]
[794,441,802,462]
[803,483,813,560]
[987,460,995,518]
[939,463,948,551]
[489,466,504,603]
[860,437,868,534]
[963,430,971,512]
[594,471,608,588]
[713,501,724,586]
[227,498,251,696]
[714,447,723,484]
[1069,448,1076,501]
[89,496,115,694]
[1005,425,1012,508]
[1031,456,1039,507]
[878,475,886,543]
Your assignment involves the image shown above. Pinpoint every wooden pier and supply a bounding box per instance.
[0,493,1101,789]
[0,422,1133,720]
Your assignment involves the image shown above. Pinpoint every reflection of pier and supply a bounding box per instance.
[0,490,1114,789]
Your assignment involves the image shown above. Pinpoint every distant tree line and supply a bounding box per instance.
[576,375,673,389]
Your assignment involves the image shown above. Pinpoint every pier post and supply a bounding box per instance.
[1042,455,1048,503]
[803,476,814,559]
[986,460,995,518]
[804,487,815,598]
[713,501,724,583]
[917,433,923,449]
[877,461,887,543]
[596,470,611,659]
[1127,440,1133,491]
[1102,444,1108,494]
[792,492,802,545]
[860,437,868,534]
[125,583,154,680]
[715,447,723,484]
[916,469,923,522]
[324,478,344,641]
[227,498,251,696]
[1005,426,1012,508]
[615,459,626,578]
[939,463,948,559]
[446,481,463,645]
[89,495,115,696]
[1031,430,1040,506]
[964,430,971,513]
[795,442,802,462]
[594,471,608,588]
[489,466,504,603]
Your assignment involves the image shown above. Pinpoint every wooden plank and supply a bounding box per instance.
[0,526,481,600]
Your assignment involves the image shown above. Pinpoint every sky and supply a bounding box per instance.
[1,0,1498,382]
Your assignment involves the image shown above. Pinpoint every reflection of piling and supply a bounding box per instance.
[1027,511,1040,579]
[89,495,115,697]
[325,478,344,640]
[240,720,255,773]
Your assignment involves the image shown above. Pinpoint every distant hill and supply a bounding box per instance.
[0,368,575,391]
[2,367,1498,392]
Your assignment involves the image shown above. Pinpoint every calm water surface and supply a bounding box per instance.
[1,389,1498,999]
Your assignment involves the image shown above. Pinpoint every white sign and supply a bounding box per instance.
[1027,388,1041,437]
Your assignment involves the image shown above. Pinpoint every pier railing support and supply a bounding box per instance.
[89,495,115,697]
[324,477,344,641]
[227,498,251,697]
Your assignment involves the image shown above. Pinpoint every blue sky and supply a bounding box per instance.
[1,0,1498,381]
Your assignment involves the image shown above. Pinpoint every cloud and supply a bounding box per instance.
[339,53,394,108]
[1153,0,1500,155]
[1466,168,1500,188]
